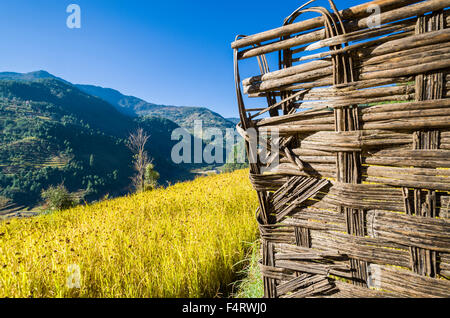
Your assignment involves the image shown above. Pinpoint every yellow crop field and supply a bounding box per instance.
[0,169,259,298]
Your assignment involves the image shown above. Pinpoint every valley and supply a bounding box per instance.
[0,71,241,210]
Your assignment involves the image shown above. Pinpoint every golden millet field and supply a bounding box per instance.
[0,169,259,298]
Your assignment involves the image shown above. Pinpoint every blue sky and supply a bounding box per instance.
[0,0,362,118]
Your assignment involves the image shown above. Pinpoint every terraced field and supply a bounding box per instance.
[0,169,259,298]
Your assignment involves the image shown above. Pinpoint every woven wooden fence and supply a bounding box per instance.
[232,0,450,297]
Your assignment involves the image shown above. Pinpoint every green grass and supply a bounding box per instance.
[232,240,264,298]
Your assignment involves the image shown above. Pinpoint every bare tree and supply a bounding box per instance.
[127,128,150,192]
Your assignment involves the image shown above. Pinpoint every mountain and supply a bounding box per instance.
[226,118,240,125]
[74,84,142,118]
[0,71,238,136]
[75,84,237,134]
[0,78,196,208]
[0,70,70,84]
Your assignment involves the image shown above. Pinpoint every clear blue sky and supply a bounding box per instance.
[0,0,362,118]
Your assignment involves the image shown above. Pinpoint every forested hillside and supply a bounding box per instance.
[0,79,194,208]
[0,72,238,135]
[76,84,237,134]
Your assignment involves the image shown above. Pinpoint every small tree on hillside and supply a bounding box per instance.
[41,184,78,211]
[128,128,151,192]
[144,163,160,191]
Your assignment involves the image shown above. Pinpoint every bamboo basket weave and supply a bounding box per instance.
[232,0,450,298]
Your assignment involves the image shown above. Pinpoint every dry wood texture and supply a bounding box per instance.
[233,0,450,298]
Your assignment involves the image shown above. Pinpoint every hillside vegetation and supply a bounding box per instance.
[0,78,194,208]
[0,169,259,298]
[76,83,237,133]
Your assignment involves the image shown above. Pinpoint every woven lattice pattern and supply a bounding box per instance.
[232,0,450,298]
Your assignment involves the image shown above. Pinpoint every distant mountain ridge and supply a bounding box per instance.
[226,117,240,125]
[0,70,70,85]
[76,84,236,133]
[0,71,237,133]
[74,84,142,118]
